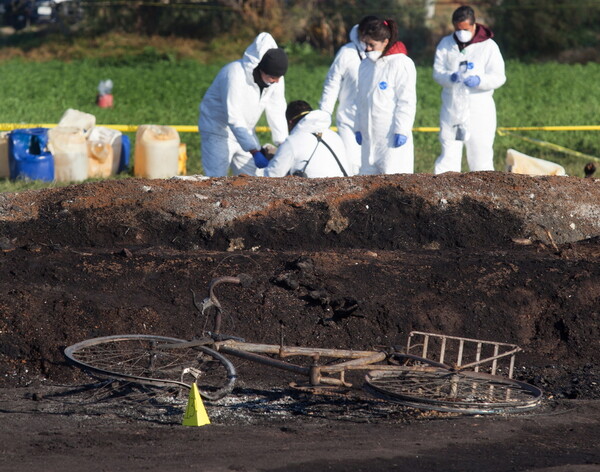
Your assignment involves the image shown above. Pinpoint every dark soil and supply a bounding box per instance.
[0,172,599,471]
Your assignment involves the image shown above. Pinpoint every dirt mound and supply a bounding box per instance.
[0,172,599,400]
[2,172,599,250]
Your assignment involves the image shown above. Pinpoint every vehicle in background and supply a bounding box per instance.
[1,0,82,30]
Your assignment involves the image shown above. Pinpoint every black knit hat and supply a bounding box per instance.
[257,48,288,77]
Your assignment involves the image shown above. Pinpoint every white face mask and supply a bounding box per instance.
[455,29,473,43]
[366,50,382,62]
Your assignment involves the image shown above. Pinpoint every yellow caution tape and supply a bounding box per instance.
[413,127,440,132]
[499,125,600,132]
[409,126,600,133]
[0,123,58,131]
[0,123,198,133]
[497,129,600,163]
[1,123,599,139]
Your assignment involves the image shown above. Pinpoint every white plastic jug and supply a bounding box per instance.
[506,149,566,176]
[58,109,96,138]
[48,126,89,182]
[88,126,122,176]
[134,125,180,179]
[0,132,9,178]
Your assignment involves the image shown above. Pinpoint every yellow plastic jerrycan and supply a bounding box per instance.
[48,126,89,182]
[0,132,9,178]
[88,141,114,178]
[88,126,123,177]
[134,125,180,179]
[178,142,187,175]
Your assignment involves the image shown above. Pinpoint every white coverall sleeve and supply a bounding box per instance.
[478,42,506,91]
[353,96,361,134]
[264,139,294,177]
[265,79,289,146]
[353,61,365,134]
[393,59,417,136]
[223,68,261,152]
[319,50,345,115]
[432,40,455,88]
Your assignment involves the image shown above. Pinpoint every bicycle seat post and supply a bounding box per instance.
[279,321,285,349]
[309,355,321,386]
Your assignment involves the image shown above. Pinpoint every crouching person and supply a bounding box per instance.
[258,100,350,178]
[198,32,289,177]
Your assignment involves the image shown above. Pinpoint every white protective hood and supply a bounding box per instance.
[348,24,365,59]
[292,109,332,136]
[265,110,350,178]
[240,32,279,83]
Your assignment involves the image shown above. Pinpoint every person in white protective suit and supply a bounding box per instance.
[263,100,350,178]
[433,5,506,174]
[198,32,289,177]
[319,22,370,176]
[353,16,415,175]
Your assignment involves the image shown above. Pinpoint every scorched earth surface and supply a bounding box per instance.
[0,172,598,472]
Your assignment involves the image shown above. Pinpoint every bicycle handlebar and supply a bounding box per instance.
[203,275,253,335]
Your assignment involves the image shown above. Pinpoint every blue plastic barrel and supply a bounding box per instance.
[8,128,54,181]
[118,134,131,173]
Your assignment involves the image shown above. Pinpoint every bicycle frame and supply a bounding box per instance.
[200,275,522,389]
[214,339,387,387]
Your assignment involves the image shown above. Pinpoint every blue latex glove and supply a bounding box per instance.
[355,131,362,145]
[393,134,408,147]
[450,72,459,82]
[467,61,474,69]
[464,75,481,87]
[252,151,269,169]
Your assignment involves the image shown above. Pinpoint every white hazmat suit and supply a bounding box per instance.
[319,25,364,176]
[198,33,288,177]
[265,110,349,178]
[355,42,416,175]
[433,24,506,174]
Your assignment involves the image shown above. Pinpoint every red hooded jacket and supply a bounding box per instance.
[383,41,408,57]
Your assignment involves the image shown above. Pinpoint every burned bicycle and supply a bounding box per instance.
[65,276,543,415]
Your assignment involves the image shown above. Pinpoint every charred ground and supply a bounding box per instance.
[0,172,599,471]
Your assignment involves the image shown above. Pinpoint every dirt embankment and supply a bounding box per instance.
[1,172,599,250]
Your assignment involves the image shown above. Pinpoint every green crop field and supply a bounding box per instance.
[1,50,599,191]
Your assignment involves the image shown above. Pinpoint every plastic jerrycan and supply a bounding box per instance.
[119,134,131,173]
[8,128,54,181]
[48,126,89,182]
[88,126,123,177]
[134,125,180,179]
[505,149,566,176]
[57,108,96,138]
[87,141,114,178]
[178,142,187,175]
[0,132,9,178]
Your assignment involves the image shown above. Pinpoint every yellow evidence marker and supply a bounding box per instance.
[182,383,211,427]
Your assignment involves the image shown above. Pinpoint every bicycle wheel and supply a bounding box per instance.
[365,368,543,414]
[64,335,236,401]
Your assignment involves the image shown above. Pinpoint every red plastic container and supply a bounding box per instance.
[97,94,114,108]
